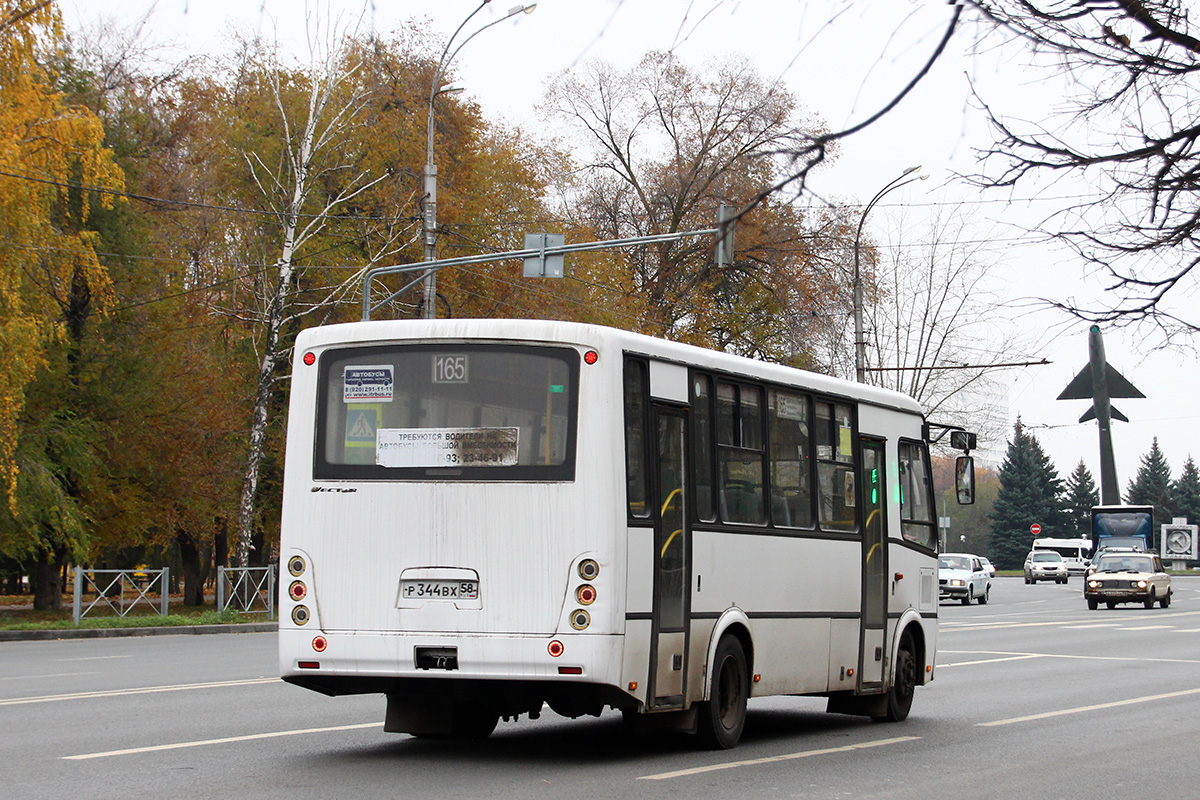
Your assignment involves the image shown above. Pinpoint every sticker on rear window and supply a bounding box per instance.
[344,365,393,402]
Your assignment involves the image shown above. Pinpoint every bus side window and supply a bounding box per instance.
[716,382,766,525]
[815,401,857,531]
[692,374,716,522]
[768,389,812,529]
[624,359,650,519]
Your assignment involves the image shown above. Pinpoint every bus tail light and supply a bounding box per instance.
[289,581,307,601]
[576,584,596,605]
[569,609,590,630]
[548,640,564,657]
[288,556,306,576]
[312,636,328,653]
[578,559,599,580]
[291,605,310,625]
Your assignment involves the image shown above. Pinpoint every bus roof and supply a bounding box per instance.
[295,319,927,417]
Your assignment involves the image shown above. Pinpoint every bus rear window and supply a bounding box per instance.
[314,344,579,481]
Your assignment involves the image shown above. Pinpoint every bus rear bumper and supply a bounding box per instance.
[279,628,624,694]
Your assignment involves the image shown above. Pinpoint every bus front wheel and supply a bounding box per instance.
[696,635,748,749]
[873,631,916,723]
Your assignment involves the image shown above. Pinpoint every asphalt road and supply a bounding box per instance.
[4,576,1198,799]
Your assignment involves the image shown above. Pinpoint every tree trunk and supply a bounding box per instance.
[233,263,290,568]
[31,547,64,611]
[177,530,205,606]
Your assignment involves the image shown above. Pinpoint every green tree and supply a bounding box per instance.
[988,418,1067,569]
[1063,460,1098,540]
[1126,437,1173,533]
[1171,456,1200,527]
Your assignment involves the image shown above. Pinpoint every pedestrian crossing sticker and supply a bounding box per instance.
[344,404,382,463]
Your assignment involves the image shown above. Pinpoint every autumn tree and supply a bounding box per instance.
[967,1,1200,340]
[541,51,860,364]
[0,1,124,607]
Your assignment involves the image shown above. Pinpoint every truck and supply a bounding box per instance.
[1091,505,1155,555]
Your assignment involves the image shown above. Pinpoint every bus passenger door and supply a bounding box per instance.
[858,438,888,690]
[650,406,689,708]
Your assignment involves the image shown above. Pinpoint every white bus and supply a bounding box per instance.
[278,319,965,748]
[1031,537,1092,575]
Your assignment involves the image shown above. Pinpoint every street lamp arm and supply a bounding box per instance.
[853,165,927,383]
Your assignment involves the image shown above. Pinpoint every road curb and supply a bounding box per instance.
[0,622,278,642]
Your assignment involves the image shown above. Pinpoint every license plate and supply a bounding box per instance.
[400,580,479,600]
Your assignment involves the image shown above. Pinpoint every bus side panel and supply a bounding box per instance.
[691,531,858,696]
[827,619,860,691]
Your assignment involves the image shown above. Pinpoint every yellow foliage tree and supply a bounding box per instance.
[0,1,123,504]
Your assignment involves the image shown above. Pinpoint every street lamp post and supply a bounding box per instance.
[422,1,536,319]
[852,165,927,382]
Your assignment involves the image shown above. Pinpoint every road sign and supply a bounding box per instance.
[1030,523,1042,535]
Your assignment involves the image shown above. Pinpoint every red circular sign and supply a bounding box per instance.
[1030,523,1042,535]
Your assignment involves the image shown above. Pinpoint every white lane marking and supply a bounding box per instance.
[0,672,96,682]
[54,655,134,662]
[1116,625,1174,631]
[937,654,1042,668]
[64,722,382,760]
[1059,624,1121,629]
[978,687,1200,728]
[0,677,277,706]
[941,609,1200,633]
[637,736,921,780]
[938,650,1200,665]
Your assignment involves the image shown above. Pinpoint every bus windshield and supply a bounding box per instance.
[315,344,578,480]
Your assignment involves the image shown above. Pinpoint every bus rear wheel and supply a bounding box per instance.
[696,635,748,749]
[873,631,916,723]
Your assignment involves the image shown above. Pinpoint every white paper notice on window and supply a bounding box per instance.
[376,427,519,468]
[343,365,394,402]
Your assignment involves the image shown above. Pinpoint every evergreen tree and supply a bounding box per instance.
[1126,438,1173,538]
[988,418,1068,569]
[1063,460,1099,539]
[1170,456,1200,526]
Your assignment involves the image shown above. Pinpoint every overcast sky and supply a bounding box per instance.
[58,0,1200,498]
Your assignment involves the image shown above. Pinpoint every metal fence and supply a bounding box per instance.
[217,566,276,620]
[72,567,169,625]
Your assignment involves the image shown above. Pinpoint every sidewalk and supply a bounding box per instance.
[0,622,278,642]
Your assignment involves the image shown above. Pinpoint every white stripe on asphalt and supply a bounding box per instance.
[638,736,921,780]
[64,722,382,760]
[0,677,278,706]
[978,687,1200,727]
[937,654,1042,668]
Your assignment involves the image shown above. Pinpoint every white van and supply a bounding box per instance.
[1032,537,1091,575]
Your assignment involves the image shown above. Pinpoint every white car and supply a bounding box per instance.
[979,557,997,578]
[939,553,992,605]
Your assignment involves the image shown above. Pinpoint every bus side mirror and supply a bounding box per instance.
[956,456,975,505]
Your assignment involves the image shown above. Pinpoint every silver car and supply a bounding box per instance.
[1024,550,1068,584]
